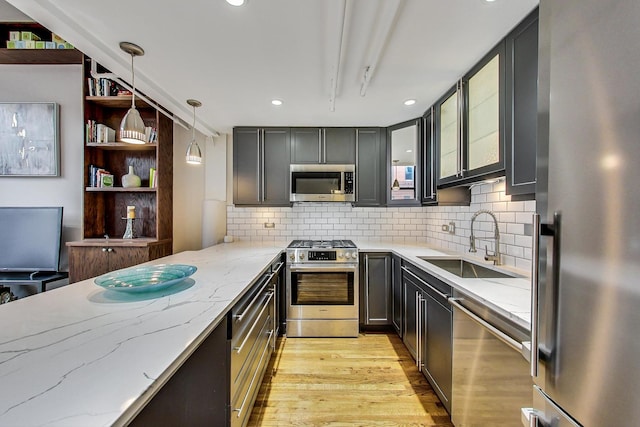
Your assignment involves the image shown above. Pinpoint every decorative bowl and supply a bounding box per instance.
[94,264,197,293]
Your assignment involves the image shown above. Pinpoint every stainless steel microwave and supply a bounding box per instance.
[290,164,355,202]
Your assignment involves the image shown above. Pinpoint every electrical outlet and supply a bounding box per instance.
[264,222,275,229]
[448,221,456,235]
[441,224,449,232]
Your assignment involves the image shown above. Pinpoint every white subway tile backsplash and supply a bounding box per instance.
[227,182,535,269]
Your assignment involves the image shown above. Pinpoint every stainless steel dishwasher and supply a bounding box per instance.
[449,290,532,426]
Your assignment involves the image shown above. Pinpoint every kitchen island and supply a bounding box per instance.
[0,240,530,426]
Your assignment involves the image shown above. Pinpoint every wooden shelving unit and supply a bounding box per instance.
[66,56,174,283]
[0,22,81,65]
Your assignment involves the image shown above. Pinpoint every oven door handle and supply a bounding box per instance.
[288,264,359,272]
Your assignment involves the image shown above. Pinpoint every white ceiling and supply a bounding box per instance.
[6,0,538,136]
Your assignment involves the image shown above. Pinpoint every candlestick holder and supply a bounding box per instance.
[122,217,136,239]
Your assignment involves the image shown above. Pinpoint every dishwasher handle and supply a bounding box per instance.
[449,297,529,361]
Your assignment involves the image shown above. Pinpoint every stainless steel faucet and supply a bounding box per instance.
[469,209,501,265]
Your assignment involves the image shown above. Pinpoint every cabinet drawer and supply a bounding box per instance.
[230,314,274,427]
[230,290,273,391]
[231,273,274,340]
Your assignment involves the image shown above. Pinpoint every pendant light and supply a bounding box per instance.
[391,160,400,190]
[119,42,147,144]
[186,99,203,164]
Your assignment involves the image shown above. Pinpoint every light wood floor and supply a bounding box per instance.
[248,332,453,427]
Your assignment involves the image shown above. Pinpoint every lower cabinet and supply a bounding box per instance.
[130,316,230,426]
[359,252,392,327]
[392,255,403,337]
[402,262,452,414]
[229,266,278,427]
[66,239,172,283]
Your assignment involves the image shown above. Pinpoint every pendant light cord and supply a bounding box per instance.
[191,105,196,141]
[130,53,136,109]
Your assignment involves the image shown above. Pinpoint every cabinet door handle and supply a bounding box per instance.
[234,273,273,322]
[364,254,370,323]
[318,129,323,163]
[233,328,274,417]
[415,290,421,371]
[260,129,265,201]
[401,266,450,300]
[430,105,436,198]
[234,291,274,354]
[102,247,107,252]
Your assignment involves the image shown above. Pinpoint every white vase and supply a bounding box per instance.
[121,165,141,188]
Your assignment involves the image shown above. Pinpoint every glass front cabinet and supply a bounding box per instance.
[436,43,506,187]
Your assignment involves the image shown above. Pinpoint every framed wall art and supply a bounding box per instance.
[0,102,59,176]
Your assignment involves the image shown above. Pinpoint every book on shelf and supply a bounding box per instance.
[89,164,113,188]
[86,77,127,97]
[86,120,115,143]
[148,167,159,188]
[145,126,157,143]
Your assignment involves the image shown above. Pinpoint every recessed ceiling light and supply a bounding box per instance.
[484,0,497,2]
[271,99,283,106]
[403,99,416,106]
[406,149,413,153]
[226,0,245,6]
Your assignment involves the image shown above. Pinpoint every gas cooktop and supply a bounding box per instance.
[287,239,357,249]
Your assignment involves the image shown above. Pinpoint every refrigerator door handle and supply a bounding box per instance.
[531,214,541,377]
[532,212,562,378]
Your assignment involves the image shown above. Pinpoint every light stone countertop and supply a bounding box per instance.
[0,241,286,427]
[0,239,530,426]
[356,241,532,330]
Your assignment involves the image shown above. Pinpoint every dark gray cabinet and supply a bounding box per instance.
[402,263,452,414]
[360,252,392,326]
[233,127,291,206]
[505,9,538,198]
[131,317,229,426]
[421,108,470,206]
[435,42,506,188]
[355,128,386,206]
[392,255,402,337]
[291,127,355,164]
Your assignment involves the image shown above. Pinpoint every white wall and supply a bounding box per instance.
[0,64,84,272]
[173,126,228,253]
[0,0,31,20]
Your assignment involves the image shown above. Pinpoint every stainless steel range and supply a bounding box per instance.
[286,239,359,337]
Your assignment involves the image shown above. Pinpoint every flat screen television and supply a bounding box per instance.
[0,207,63,273]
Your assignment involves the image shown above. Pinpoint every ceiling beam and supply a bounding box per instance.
[359,0,404,97]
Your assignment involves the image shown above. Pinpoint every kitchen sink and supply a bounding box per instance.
[417,257,518,279]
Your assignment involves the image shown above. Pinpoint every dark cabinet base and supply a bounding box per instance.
[131,317,230,426]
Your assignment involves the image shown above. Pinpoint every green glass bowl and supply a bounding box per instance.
[94,264,197,293]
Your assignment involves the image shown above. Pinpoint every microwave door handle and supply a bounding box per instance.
[318,129,323,163]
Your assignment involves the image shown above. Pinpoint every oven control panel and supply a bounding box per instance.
[308,251,336,261]
[287,249,359,263]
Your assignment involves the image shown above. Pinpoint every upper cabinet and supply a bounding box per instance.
[421,108,470,206]
[355,128,386,207]
[291,127,356,164]
[436,43,506,187]
[505,9,539,199]
[388,119,421,206]
[233,127,291,206]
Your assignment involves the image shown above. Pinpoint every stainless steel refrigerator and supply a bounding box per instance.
[527,0,640,425]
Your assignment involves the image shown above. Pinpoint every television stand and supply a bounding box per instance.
[0,271,69,293]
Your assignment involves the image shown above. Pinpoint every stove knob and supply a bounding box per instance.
[299,253,305,260]
[345,252,351,259]
[351,252,358,259]
[289,254,295,261]
[338,252,344,259]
